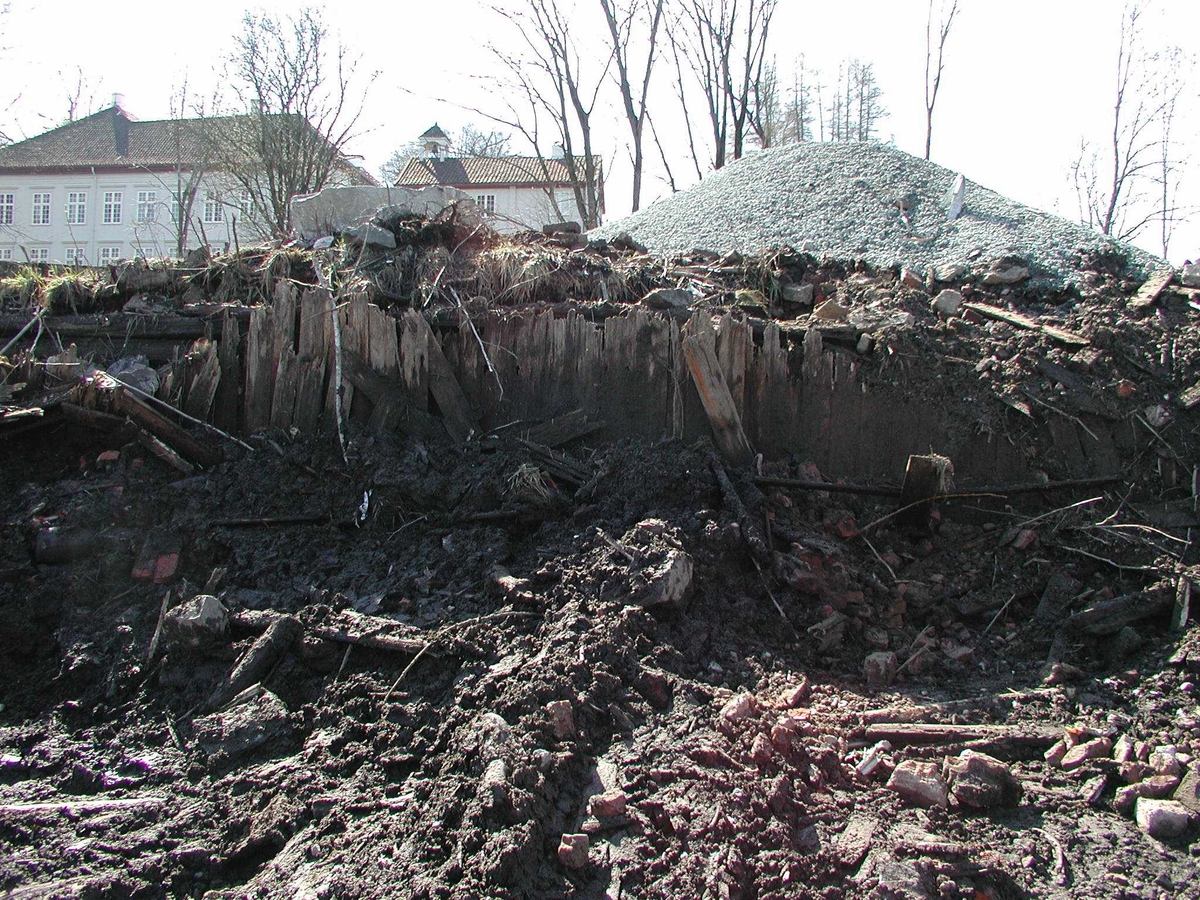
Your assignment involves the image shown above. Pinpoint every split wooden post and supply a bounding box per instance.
[897,454,954,530]
[405,310,478,443]
[682,326,755,468]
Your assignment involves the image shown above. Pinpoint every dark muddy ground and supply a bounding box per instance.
[1,410,1199,900]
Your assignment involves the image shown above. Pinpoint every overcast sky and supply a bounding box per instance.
[1,0,1197,262]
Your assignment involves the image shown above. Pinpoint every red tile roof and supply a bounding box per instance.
[392,155,598,188]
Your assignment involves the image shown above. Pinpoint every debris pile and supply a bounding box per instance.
[0,215,1199,899]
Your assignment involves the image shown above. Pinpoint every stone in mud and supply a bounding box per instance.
[944,750,1022,808]
[557,833,589,868]
[162,594,229,650]
[1135,798,1190,840]
[192,686,291,758]
[887,760,949,808]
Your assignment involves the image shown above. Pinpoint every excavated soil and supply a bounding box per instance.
[2,410,1199,899]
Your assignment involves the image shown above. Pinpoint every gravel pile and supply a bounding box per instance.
[593,141,1160,286]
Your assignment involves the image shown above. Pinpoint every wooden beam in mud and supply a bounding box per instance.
[406,310,478,443]
[682,327,755,468]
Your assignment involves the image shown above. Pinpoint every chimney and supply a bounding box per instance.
[112,102,130,157]
[112,93,126,111]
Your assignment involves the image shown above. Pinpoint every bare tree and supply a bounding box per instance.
[59,66,102,125]
[782,55,818,144]
[923,0,960,160]
[215,7,372,238]
[455,124,512,157]
[670,0,778,170]
[599,0,665,212]
[483,0,609,228]
[851,60,886,141]
[1072,3,1185,245]
[825,60,886,142]
[1152,46,1190,259]
[750,60,783,149]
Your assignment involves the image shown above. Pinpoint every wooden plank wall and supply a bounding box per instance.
[183,286,1037,484]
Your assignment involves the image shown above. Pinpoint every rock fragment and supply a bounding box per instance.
[930,289,963,316]
[1135,798,1191,840]
[863,651,898,689]
[813,299,849,321]
[546,701,575,739]
[719,692,757,725]
[588,790,627,818]
[557,833,590,868]
[1061,737,1112,770]
[887,760,949,808]
[162,594,229,650]
[944,750,1022,808]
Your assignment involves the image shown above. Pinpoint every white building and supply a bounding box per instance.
[391,124,603,234]
[0,98,376,264]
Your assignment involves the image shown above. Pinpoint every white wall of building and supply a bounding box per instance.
[0,170,271,264]
[470,185,588,234]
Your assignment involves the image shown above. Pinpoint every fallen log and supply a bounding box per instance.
[208,615,302,710]
[863,722,1059,750]
[1064,590,1173,636]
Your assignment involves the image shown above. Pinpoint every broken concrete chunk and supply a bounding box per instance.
[899,268,923,290]
[1148,748,1183,778]
[642,288,692,310]
[863,651,897,689]
[353,223,397,249]
[813,299,849,321]
[887,760,949,808]
[1135,798,1191,840]
[1181,263,1200,288]
[781,283,814,307]
[1115,776,1182,814]
[192,686,291,758]
[945,750,1022,808]
[1173,766,1200,813]
[162,594,229,650]
[557,833,589,869]
[636,549,693,610]
[546,701,575,740]
[930,289,963,317]
[980,260,1030,285]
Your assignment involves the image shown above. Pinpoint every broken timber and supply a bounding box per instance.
[962,302,1088,346]
[682,324,755,468]
[1128,266,1175,314]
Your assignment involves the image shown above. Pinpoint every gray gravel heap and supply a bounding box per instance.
[593,141,1160,286]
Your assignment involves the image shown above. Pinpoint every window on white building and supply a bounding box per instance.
[203,193,223,223]
[65,246,87,265]
[0,249,12,261]
[103,191,122,224]
[475,194,496,213]
[0,193,13,225]
[99,246,122,264]
[136,190,157,223]
[170,197,181,223]
[66,191,86,225]
[32,193,51,225]
[28,248,49,262]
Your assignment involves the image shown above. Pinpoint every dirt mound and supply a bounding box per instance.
[2,413,1198,898]
[592,141,1162,288]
